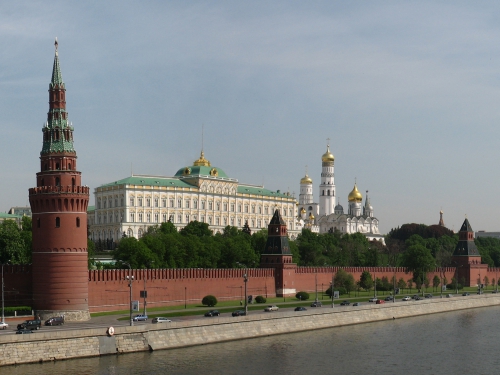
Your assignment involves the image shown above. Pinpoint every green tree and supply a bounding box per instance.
[113,237,159,269]
[401,242,435,282]
[0,220,30,264]
[397,278,407,292]
[432,275,441,292]
[359,270,374,291]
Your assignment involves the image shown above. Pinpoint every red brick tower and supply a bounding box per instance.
[260,210,297,296]
[451,218,487,287]
[28,39,90,321]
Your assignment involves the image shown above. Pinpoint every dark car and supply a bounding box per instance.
[17,319,41,330]
[384,296,394,301]
[16,329,33,334]
[310,301,322,307]
[425,294,433,298]
[232,310,246,317]
[340,300,350,306]
[204,310,220,317]
[132,314,148,321]
[295,306,307,311]
[414,296,422,300]
[376,299,385,304]
[352,302,361,306]
[462,292,470,296]
[45,316,64,326]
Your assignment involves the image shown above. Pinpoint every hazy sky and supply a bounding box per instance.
[2,1,500,234]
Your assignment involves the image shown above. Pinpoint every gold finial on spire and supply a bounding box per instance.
[54,37,58,55]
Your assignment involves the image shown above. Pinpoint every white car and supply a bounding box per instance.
[0,322,7,330]
[402,296,411,301]
[264,305,279,312]
[368,297,378,302]
[152,317,172,324]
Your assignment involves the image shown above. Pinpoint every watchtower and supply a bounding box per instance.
[28,39,90,321]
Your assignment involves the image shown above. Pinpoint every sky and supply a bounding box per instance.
[1,1,500,234]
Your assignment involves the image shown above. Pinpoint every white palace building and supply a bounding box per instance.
[88,151,298,245]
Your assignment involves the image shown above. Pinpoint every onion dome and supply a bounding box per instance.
[348,184,363,202]
[334,203,344,213]
[309,212,315,220]
[321,145,334,163]
[300,174,313,184]
[193,151,211,167]
[300,208,306,214]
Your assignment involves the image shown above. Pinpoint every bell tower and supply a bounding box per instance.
[28,39,90,321]
[260,210,296,297]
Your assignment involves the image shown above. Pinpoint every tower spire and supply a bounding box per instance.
[51,37,64,88]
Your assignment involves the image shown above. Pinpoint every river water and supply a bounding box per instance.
[3,306,499,375]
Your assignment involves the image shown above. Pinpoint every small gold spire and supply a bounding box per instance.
[193,150,211,167]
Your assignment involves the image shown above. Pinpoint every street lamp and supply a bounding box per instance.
[315,272,318,302]
[123,262,134,326]
[283,283,286,303]
[184,287,187,309]
[331,275,335,308]
[243,273,248,315]
[1,262,8,324]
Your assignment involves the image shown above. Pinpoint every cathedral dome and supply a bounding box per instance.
[300,174,313,184]
[309,212,315,220]
[335,203,344,212]
[321,146,334,163]
[348,184,363,202]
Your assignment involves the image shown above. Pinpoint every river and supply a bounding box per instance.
[3,305,499,375]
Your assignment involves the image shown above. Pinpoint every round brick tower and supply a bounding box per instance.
[28,39,90,321]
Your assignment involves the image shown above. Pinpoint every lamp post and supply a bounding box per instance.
[392,265,396,303]
[315,272,318,302]
[322,283,324,300]
[1,262,6,324]
[496,267,498,293]
[243,273,248,315]
[123,262,134,326]
[331,275,335,308]
[184,287,187,309]
[283,283,286,303]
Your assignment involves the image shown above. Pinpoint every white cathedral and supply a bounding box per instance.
[296,144,383,242]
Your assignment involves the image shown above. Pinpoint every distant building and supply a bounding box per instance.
[8,206,32,216]
[0,212,23,225]
[475,231,500,240]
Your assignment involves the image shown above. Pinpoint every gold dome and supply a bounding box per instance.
[321,145,334,163]
[300,174,313,184]
[309,212,315,220]
[348,184,363,202]
[300,208,306,214]
[193,151,211,167]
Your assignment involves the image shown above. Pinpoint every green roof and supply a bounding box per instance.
[0,213,22,219]
[99,176,194,189]
[87,205,95,212]
[238,185,291,198]
[174,166,229,179]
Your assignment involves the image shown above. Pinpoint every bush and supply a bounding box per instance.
[255,295,266,304]
[295,291,309,301]
[446,283,463,291]
[3,306,31,316]
[201,295,217,307]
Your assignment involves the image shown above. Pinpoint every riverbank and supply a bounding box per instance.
[1,294,499,367]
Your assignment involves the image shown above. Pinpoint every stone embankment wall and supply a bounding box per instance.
[1,294,500,367]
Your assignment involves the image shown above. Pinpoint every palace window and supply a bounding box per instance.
[154,214,159,222]
[215,217,219,225]
[138,213,143,222]
[162,214,167,222]
[231,217,235,226]
[186,215,190,223]
[146,198,151,207]
[193,200,198,209]
[177,199,182,208]
[115,198,118,207]
[147,213,151,222]
[209,202,213,210]
[223,203,228,211]
[231,204,235,212]
[130,198,134,206]
[201,200,206,209]
[130,213,135,222]
[185,200,190,208]
[216,202,220,211]
[201,215,205,223]
[245,205,249,213]
[162,199,167,207]
[178,214,182,223]
[154,198,159,207]
[238,204,242,213]
[252,205,255,213]
[258,206,262,214]
[138,198,143,207]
